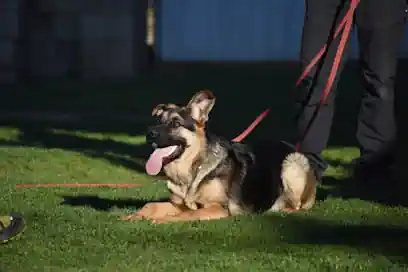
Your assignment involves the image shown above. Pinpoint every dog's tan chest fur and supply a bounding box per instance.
[166,177,228,209]
[194,178,228,207]
[164,162,192,185]
[163,139,230,209]
[164,163,230,208]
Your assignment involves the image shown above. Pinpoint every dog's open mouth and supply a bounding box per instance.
[145,145,183,175]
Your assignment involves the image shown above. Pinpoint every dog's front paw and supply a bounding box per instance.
[184,197,198,210]
[151,217,172,224]
[120,212,145,221]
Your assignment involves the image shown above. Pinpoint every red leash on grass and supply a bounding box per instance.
[232,0,360,152]
[17,1,359,189]
[16,183,144,188]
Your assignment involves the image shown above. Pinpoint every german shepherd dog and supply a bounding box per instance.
[122,90,317,224]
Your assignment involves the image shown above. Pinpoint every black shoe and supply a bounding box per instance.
[352,153,396,184]
[0,213,26,244]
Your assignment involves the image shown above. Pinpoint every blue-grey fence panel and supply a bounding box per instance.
[156,0,366,61]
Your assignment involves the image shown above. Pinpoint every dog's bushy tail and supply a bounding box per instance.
[280,152,315,209]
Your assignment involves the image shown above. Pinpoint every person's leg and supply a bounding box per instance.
[354,0,406,180]
[295,0,354,178]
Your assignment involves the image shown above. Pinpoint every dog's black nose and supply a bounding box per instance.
[147,129,159,140]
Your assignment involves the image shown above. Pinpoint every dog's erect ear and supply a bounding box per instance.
[187,90,216,123]
[152,104,166,117]
[152,103,177,117]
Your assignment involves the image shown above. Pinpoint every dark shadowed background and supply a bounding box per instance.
[1,0,408,161]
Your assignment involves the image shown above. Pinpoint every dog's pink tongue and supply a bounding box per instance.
[146,146,178,175]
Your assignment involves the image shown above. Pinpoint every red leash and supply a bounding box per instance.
[232,0,360,148]
[231,108,271,142]
[16,183,144,189]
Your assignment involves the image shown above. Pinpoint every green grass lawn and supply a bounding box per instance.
[1,127,408,271]
[1,62,408,271]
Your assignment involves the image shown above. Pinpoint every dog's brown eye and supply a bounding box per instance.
[172,120,182,128]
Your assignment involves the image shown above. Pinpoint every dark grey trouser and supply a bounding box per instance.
[296,0,406,173]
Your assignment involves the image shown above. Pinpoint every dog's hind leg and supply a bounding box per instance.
[272,152,315,213]
[228,199,248,216]
[300,184,317,210]
[266,196,301,213]
[265,195,287,213]
[301,196,315,211]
